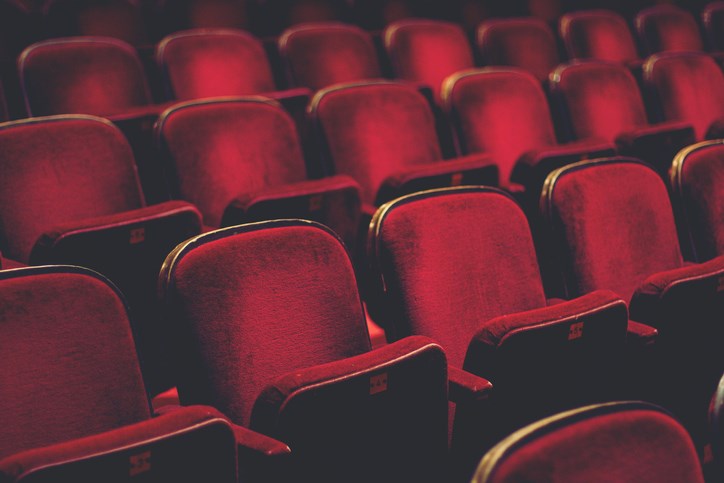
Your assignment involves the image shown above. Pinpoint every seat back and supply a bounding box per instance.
[559,10,639,63]
[476,18,560,83]
[0,266,150,460]
[310,81,442,205]
[551,61,648,143]
[636,5,704,55]
[541,158,683,302]
[19,37,152,117]
[442,68,557,185]
[279,22,381,91]
[472,402,704,483]
[384,19,474,102]
[670,140,724,262]
[156,29,277,101]
[703,1,724,50]
[644,52,724,140]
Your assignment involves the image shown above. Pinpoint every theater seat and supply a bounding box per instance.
[0,266,287,483]
[670,140,724,262]
[156,96,361,248]
[159,220,491,481]
[0,115,203,395]
[279,22,381,92]
[703,1,724,51]
[541,157,724,452]
[635,5,705,55]
[550,60,695,175]
[472,401,704,483]
[559,10,641,66]
[476,17,560,83]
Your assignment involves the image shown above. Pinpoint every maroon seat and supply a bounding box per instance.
[0,115,203,395]
[472,401,704,483]
[442,68,615,196]
[279,22,381,92]
[635,5,704,55]
[476,17,560,83]
[559,10,641,66]
[550,60,694,175]
[670,140,724,262]
[0,266,287,483]
[541,157,724,452]
[156,96,361,248]
[159,220,491,481]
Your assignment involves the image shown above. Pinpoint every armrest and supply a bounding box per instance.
[615,121,696,175]
[448,366,493,404]
[29,201,202,264]
[105,102,175,122]
[626,320,658,348]
[375,153,499,205]
[0,405,243,482]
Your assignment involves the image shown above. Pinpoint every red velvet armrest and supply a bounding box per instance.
[0,406,245,482]
[375,153,499,205]
[615,121,696,175]
[448,366,493,404]
[626,320,658,348]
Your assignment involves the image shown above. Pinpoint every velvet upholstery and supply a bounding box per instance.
[559,10,640,63]
[442,68,613,189]
[644,52,724,141]
[636,5,704,55]
[279,22,381,91]
[18,37,152,117]
[160,221,453,480]
[472,402,704,483]
[310,81,497,205]
[703,1,724,51]
[476,18,560,83]
[670,140,724,262]
[384,19,474,102]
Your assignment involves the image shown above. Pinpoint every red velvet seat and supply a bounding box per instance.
[159,220,490,481]
[310,80,498,210]
[156,96,361,248]
[476,17,560,83]
[0,115,203,395]
[384,19,474,103]
[644,51,724,141]
[472,401,704,483]
[703,2,724,51]
[670,140,724,262]
[442,68,615,196]
[635,5,704,55]
[550,60,695,175]
[559,10,640,66]
[279,22,381,92]
[541,157,724,452]
[367,186,635,451]
[0,265,287,483]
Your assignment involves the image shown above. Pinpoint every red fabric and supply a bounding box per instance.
[0,268,150,460]
[161,222,371,428]
[644,52,724,141]
[384,19,474,103]
[45,0,150,46]
[0,116,144,262]
[156,29,276,101]
[19,37,152,117]
[476,403,704,483]
[311,81,443,205]
[559,10,640,63]
[636,5,704,55]
[157,97,308,227]
[476,18,559,83]
[369,187,547,367]
[671,141,724,261]
[543,158,684,303]
[442,68,558,185]
[279,22,381,91]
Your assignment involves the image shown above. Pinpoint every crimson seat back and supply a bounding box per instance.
[19,37,152,117]
[670,140,724,262]
[472,402,704,483]
[559,10,640,63]
[476,18,560,83]
[384,19,474,102]
[159,221,450,481]
[636,5,704,55]
[279,22,381,91]
[703,1,724,51]
[644,51,724,140]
